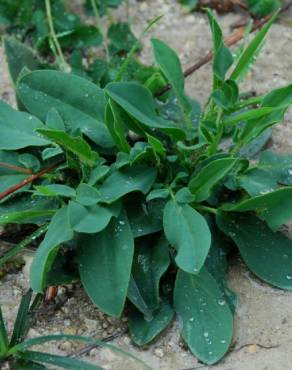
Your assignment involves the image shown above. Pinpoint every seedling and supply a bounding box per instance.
[1,7,292,365]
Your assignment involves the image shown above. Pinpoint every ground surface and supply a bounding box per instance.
[1,1,292,369]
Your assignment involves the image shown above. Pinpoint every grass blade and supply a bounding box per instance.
[0,306,9,356]
[9,335,152,369]
[9,290,33,347]
[0,225,48,268]
[230,11,279,81]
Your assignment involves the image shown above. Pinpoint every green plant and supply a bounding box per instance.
[179,0,282,17]
[0,290,149,369]
[0,0,141,81]
[1,7,292,366]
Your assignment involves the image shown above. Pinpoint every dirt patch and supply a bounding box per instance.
[1,1,292,369]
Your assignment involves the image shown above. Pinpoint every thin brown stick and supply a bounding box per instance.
[0,162,32,174]
[68,328,128,358]
[155,2,292,97]
[0,159,65,201]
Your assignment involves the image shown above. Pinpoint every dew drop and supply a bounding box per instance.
[286,274,292,280]
[217,299,226,306]
[203,332,209,338]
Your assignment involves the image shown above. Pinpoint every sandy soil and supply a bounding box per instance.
[1,1,292,369]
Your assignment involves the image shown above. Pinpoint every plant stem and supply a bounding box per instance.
[45,0,68,71]
[195,205,218,215]
[0,159,65,202]
[0,162,32,175]
[0,225,49,267]
[208,108,223,155]
[90,0,109,60]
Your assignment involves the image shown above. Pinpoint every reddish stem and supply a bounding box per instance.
[0,159,65,201]
[0,162,32,175]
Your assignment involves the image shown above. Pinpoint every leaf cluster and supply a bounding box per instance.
[1,6,292,366]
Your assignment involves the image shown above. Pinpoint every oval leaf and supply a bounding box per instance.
[0,101,49,150]
[217,213,292,290]
[128,300,174,346]
[78,210,134,316]
[17,70,113,148]
[30,207,74,292]
[163,200,211,273]
[174,268,233,365]
[105,82,185,140]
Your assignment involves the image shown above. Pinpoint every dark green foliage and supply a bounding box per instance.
[1,5,292,366]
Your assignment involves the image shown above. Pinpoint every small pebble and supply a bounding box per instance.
[154,348,164,358]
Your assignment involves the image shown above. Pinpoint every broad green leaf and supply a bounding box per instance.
[221,187,292,231]
[130,236,170,312]
[78,210,134,316]
[105,82,185,139]
[57,25,103,48]
[206,226,237,312]
[34,184,76,198]
[17,70,113,148]
[129,300,174,346]
[0,100,49,150]
[217,213,292,290]
[3,36,40,85]
[30,207,74,293]
[151,38,191,113]
[88,164,110,186]
[75,183,100,205]
[163,200,211,273]
[174,268,233,365]
[239,150,292,196]
[98,165,157,203]
[206,9,233,85]
[17,351,102,370]
[146,188,170,202]
[37,129,98,167]
[230,12,278,81]
[189,158,237,201]
[239,129,272,159]
[46,108,65,131]
[68,201,120,233]
[126,198,162,238]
